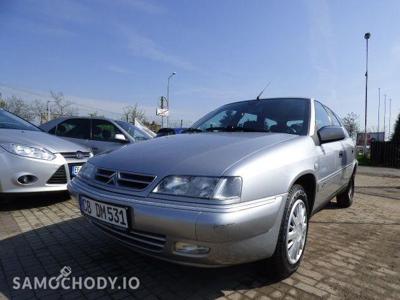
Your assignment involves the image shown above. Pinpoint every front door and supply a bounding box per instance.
[314,102,343,208]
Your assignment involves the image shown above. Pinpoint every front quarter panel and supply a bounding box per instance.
[224,136,318,204]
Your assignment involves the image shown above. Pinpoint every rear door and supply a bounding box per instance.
[314,102,343,205]
[89,119,128,154]
[55,118,91,148]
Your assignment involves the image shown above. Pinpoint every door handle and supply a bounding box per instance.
[339,151,344,158]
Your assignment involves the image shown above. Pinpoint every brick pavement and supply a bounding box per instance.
[0,175,399,300]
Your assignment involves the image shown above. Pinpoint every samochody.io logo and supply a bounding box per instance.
[12,266,140,290]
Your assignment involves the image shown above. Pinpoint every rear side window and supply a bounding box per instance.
[56,119,90,139]
[92,119,123,142]
[314,102,331,129]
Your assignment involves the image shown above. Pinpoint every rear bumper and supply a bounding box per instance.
[68,178,287,267]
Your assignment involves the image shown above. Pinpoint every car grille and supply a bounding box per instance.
[91,220,166,252]
[61,152,91,159]
[94,168,155,190]
[47,166,67,184]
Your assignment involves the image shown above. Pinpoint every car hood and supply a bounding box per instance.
[90,132,297,177]
[0,129,90,153]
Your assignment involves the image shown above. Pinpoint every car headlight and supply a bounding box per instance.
[0,143,56,161]
[77,162,96,179]
[152,176,242,201]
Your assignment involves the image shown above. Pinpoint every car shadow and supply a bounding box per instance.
[0,192,70,212]
[0,216,284,299]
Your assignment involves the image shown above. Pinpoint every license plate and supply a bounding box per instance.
[71,165,82,177]
[80,197,129,229]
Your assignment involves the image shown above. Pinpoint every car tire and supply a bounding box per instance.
[336,176,355,208]
[271,184,309,279]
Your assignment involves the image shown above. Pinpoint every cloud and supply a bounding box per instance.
[124,31,195,70]
[106,65,135,75]
[117,0,166,14]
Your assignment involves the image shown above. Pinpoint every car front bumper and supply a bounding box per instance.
[0,150,87,194]
[68,178,287,267]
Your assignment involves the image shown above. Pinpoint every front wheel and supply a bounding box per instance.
[271,184,309,278]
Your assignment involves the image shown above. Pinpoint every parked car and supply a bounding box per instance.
[40,117,155,155]
[0,109,91,197]
[68,98,356,277]
[156,127,187,137]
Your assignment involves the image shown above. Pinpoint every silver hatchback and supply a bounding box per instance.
[0,109,91,196]
[68,98,356,277]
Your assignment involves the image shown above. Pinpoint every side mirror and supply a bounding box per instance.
[318,126,345,144]
[115,133,129,143]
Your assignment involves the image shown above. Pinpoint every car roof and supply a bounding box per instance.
[224,97,312,106]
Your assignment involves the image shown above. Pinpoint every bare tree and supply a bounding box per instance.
[122,104,146,123]
[0,93,6,109]
[342,112,360,139]
[30,99,48,124]
[49,91,77,118]
[2,95,34,121]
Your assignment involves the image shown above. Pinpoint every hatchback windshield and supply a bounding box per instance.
[0,110,40,131]
[191,98,310,136]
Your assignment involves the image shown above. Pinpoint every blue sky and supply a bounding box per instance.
[0,0,399,131]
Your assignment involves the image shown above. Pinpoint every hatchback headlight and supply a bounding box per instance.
[152,176,242,201]
[0,143,56,161]
[78,162,96,179]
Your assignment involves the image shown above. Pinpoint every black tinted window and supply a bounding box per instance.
[92,119,123,141]
[315,102,331,129]
[56,119,90,139]
[0,110,40,131]
[192,98,310,135]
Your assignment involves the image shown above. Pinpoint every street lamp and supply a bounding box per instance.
[166,72,176,127]
[363,32,371,155]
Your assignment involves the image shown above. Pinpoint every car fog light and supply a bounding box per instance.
[174,242,210,255]
[17,175,38,185]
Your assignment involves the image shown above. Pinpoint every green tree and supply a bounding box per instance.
[391,113,400,144]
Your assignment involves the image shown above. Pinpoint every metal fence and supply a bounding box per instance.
[370,141,400,168]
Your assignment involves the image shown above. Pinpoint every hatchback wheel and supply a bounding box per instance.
[271,184,309,278]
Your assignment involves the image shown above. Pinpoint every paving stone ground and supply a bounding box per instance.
[0,172,399,300]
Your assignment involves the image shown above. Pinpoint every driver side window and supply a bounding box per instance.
[91,119,124,142]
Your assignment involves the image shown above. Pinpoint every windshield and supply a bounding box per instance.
[0,109,41,131]
[115,121,152,141]
[191,98,310,136]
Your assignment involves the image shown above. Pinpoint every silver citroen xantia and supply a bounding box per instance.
[68,98,356,277]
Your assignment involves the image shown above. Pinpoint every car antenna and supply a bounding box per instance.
[256,81,271,100]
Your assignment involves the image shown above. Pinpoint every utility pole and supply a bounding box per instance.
[166,72,176,128]
[378,88,380,134]
[383,94,387,141]
[389,98,392,138]
[363,32,371,155]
